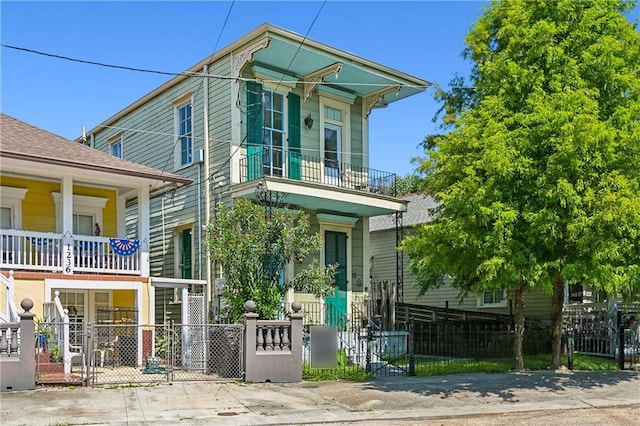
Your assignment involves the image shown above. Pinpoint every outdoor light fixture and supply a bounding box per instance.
[304,113,314,130]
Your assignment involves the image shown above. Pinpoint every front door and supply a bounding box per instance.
[180,229,192,279]
[324,231,347,327]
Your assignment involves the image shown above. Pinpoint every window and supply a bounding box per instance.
[177,101,193,166]
[323,106,343,184]
[51,193,107,234]
[0,186,27,229]
[478,289,507,308]
[262,89,285,176]
[1,207,11,229]
[109,135,123,158]
[73,213,94,235]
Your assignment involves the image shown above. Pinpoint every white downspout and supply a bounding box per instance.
[203,64,212,319]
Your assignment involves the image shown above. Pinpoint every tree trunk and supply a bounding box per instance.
[550,274,565,369]
[513,281,525,371]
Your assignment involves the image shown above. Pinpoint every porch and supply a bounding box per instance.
[239,151,398,196]
[0,229,142,275]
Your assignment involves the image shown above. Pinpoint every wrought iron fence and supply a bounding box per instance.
[239,150,397,196]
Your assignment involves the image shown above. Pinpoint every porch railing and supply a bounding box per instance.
[0,229,141,275]
[239,149,397,196]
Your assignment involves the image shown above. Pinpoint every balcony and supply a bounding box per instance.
[0,229,141,276]
[239,150,397,196]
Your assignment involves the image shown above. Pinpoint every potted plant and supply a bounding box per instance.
[35,317,61,363]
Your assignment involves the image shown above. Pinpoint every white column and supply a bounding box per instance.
[61,176,74,274]
[116,193,126,237]
[138,185,150,277]
[230,76,241,184]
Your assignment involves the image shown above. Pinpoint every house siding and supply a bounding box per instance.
[371,227,553,321]
[0,176,119,235]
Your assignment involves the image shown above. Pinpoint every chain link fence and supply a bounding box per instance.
[81,323,244,386]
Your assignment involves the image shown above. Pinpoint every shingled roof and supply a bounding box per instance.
[0,113,192,189]
[369,193,439,232]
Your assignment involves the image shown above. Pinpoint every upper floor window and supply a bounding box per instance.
[176,101,193,167]
[262,89,285,177]
[0,186,28,229]
[73,213,95,235]
[1,207,12,229]
[109,135,123,158]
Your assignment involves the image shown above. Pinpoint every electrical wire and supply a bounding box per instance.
[1,44,237,81]
[154,0,236,185]
[208,0,329,185]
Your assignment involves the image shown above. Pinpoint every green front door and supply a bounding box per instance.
[181,229,192,279]
[324,231,347,327]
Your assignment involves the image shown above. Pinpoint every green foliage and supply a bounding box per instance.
[205,199,336,322]
[36,317,61,363]
[391,173,422,196]
[405,0,640,367]
[302,363,371,382]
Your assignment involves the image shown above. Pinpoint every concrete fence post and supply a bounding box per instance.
[1,299,36,391]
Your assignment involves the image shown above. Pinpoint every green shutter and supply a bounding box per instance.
[287,92,301,180]
[246,81,263,180]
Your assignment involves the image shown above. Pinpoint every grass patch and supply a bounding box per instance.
[302,363,371,382]
[413,353,619,377]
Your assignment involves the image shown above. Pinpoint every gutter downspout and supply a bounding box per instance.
[203,64,212,320]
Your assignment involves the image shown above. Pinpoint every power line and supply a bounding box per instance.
[155,0,236,185]
[1,43,237,81]
[208,0,329,184]
[1,44,429,90]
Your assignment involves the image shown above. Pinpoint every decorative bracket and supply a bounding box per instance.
[233,38,271,79]
[364,85,401,118]
[303,62,343,102]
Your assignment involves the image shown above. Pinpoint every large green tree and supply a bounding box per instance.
[205,198,336,322]
[403,0,640,370]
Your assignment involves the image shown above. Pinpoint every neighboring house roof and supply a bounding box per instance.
[0,113,192,194]
[370,193,439,232]
[84,23,431,137]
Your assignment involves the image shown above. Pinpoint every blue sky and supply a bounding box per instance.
[1,1,637,177]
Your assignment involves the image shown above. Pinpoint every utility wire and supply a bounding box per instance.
[1,44,236,81]
[208,0,328,184]
[155,0,236,184]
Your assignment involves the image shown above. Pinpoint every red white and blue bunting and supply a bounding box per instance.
[109,238,140,256]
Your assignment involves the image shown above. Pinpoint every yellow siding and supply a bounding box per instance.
[0,176,118,234]
[13,278,46,320]
[112,289,135,308]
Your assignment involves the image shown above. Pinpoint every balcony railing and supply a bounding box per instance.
[239,149,397,196]
[0,229,141,275]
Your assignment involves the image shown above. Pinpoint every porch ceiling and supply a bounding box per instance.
[230,177,407,217]
[252,27,430,109]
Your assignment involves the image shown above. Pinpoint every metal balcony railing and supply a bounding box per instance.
[239,148,397,196]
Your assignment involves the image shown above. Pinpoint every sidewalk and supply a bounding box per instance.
[1,370,639,425]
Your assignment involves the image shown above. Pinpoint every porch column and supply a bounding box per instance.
[61,176,74,274]
[116,193,126,237]
[137,185,150,277]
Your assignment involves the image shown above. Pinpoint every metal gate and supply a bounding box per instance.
[563,303,639,370]
[89,323,244,386]
[302,303,410,377]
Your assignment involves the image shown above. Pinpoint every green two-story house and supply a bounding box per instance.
[85,23,430,324]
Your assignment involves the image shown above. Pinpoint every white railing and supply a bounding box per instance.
[73,235,140,275]
[0,230,64,272]
[0,271,19,323]
[0,229,141,275]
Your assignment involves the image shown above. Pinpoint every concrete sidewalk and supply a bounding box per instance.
[1,370,639,425]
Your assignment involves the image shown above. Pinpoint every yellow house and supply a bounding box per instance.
[0,113,192,334]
